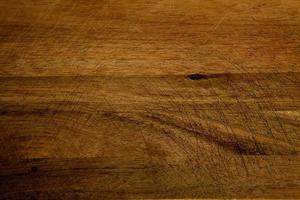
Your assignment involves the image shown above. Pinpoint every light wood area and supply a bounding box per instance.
[0,0,300,199]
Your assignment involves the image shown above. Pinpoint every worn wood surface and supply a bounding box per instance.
[0,0,300,199]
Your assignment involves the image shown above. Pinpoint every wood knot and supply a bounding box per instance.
[31,166,38,173]
[187,73,208,80]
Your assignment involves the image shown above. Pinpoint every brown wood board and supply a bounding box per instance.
[0,0,300,199]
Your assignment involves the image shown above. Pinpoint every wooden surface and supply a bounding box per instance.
[0,0,300,199]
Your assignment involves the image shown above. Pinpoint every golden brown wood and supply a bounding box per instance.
[0,0,300,199]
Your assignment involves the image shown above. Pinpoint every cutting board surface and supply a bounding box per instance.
[0,0,300,199]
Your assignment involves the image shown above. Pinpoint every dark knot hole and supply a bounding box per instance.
[187,73,208,80]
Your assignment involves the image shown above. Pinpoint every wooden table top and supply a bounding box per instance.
[0,0,299,199]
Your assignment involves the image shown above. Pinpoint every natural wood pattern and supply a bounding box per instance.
[0,0,300,199]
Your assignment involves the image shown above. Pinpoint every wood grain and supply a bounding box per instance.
[0,0,300,199]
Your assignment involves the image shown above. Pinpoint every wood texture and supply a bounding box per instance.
[0,0,300,199]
